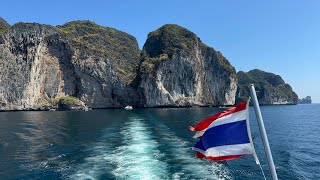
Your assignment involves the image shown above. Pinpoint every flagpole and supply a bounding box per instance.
[249,84,278,180]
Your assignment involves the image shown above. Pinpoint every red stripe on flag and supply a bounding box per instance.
[196,151,206,158]
[195,151,249,161]
[206,155,247,161]
[190,102,247,131]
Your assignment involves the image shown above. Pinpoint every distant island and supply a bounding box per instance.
[298,96,312,104]
[0,17,299,110]
[236,69,298,105]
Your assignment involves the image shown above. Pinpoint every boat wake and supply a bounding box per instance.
[70,113,232,179]
[104,116,169,179]
[70,116,169,179]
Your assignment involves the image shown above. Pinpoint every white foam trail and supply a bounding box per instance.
[70,116,169,180]
[104,117,169,179]
[152,122,233,180]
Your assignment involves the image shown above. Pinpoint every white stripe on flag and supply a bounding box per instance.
[208,110,246,129]
[192,143,253,157]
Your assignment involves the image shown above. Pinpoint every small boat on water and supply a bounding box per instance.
[124,106,133,110]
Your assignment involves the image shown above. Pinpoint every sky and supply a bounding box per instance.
[1,0,320,102]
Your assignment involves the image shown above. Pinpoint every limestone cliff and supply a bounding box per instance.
[56,21,140,108]
[0,19,247,110]
[0,19,140,110]
[137,24,237,107]
[236,69,298,105]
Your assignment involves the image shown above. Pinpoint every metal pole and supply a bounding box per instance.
[249,84,278,180]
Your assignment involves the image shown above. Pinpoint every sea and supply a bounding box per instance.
[0,104,319,180]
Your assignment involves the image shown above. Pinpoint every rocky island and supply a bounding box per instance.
[0,18,299,110]
[236,69,298,105]
[137,24,236,107]
[298,96,312,104]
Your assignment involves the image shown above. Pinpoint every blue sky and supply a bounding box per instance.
[1,0,319,102]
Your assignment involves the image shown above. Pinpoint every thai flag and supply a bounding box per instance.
[189,101,259,162]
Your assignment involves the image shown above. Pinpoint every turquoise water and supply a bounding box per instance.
[0,104,319,179]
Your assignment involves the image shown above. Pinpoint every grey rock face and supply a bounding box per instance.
[137,24,237,107]
[0,21,140,110]
[56,21,141,108]
[0,23,77,109]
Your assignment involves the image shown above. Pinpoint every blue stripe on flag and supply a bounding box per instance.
[194,120,250,151]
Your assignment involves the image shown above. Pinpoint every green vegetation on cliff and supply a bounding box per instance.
[236,69,298,104]
[57,21,138,55]
[140,24,235,74]
[139,24,197,74]
[140,50,169,73]
[38,96,86,110]
[39,96,80,106]
[56,20,140,84]
[143,24,198,57]
[0,18,10,35]
[204,48,235,74]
